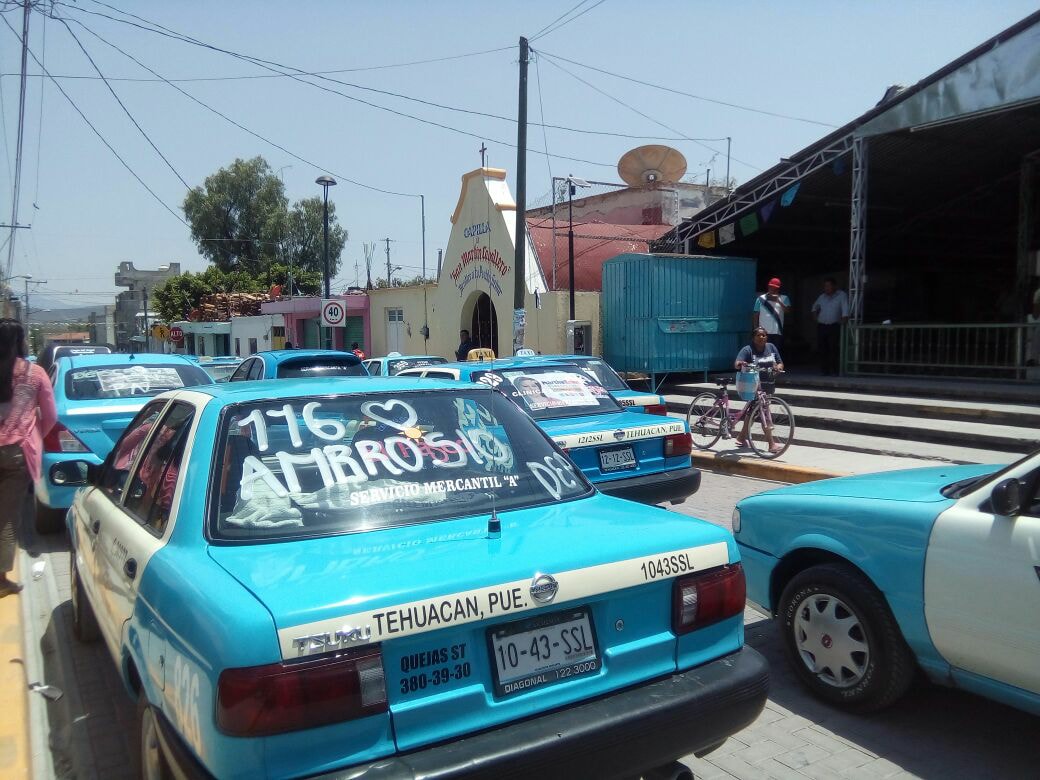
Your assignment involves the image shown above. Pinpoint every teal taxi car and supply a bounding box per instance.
[396,359,700,505]
[514,354,666,414]
[734,453,1040,715]
[228,349,368,381]
[62,377,767,779]
[35,353,212,534]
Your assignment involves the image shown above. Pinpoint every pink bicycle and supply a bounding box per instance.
[685,366,795,459]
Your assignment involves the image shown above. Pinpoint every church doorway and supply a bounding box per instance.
[470,293,499,356]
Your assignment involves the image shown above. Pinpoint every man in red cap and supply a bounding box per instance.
[752,277,791,352]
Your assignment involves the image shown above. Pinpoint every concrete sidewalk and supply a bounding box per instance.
[0,558,30,779]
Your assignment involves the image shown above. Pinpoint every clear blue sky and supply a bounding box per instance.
[2,0,1036,308]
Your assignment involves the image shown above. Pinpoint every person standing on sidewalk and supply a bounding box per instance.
[0,319,56,596]
[811,277,849,375]
[752,277,790,352]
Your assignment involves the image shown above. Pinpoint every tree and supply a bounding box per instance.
[282,197,347,282]
[153,264,323,322]
[182,156,347,279]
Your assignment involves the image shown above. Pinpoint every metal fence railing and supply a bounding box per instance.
[846,322,1040,381]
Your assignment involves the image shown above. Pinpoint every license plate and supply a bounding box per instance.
[487,607,600,697]
[599,445,636,472]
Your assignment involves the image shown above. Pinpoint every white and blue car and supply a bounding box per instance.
[35,353,212,534]
[63,377,767,779]
[734,453,1040,715]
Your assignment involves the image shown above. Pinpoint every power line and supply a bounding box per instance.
[53,2,621,170]
[536,50,761,172]
[532,0,609,41]
[0,15,187,225]
[530,0,592,41]
[56,16,190,188]
[534,48,839,128]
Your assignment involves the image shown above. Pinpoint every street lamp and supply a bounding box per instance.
[316,175,337,350]
[315,175,337,300]
[565,175,590,321]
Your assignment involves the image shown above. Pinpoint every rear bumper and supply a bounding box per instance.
[597,465,702,505]
[317,646,768,780]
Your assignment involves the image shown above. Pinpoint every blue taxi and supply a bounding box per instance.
[35,353,212,534]
[362,352,448,376]
[227,348,368,381]
[512,354,666,414]
[397,359,700,505]
[62,377,767,779]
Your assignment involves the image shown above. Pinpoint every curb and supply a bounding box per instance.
[691,451,847,484]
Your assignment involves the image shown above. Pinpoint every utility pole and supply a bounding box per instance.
[363,243,374,290]
[512,36,529,355]
[142,288,149,353]
[384,238,393,285]
[5,1,31,281]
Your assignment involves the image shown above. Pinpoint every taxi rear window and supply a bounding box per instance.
[65,364,209,400]
[276,357,366,378]
[472,365,622,420]
[572,359,627,391]
[209,389,591,541]
[387,357,447,375]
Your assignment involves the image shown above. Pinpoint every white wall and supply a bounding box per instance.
[230,314,284,356]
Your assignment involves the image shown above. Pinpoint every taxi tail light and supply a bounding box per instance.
[43,422,89,453]
[673,564,745,634]
[645,404,668,416]
[663,432,692,458]
[216,647,387,737]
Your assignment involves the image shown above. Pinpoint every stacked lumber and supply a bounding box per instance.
[189,293,266,321]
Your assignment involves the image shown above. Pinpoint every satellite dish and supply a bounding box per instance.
[617,145,687,187]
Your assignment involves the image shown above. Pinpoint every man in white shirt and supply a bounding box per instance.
[752,277,791,352]
[811,277,849,375]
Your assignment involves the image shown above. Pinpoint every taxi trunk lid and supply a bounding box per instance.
[207,495,737,752]
[62,400,148,456]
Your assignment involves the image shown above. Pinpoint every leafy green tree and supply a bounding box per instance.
[183,156,346,279]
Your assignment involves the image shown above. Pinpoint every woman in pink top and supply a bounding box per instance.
[0,319,57,596]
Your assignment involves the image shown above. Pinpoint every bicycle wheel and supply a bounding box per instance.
[748,396,795,459]
[687,392,724,450]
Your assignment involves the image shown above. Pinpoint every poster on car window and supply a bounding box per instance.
[503,370,604,411]
[97,366,185,394]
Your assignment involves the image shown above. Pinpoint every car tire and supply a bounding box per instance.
[70,551,100,643]
[778,564,915,712]
[138,695,173,780]
[34,497,66,536]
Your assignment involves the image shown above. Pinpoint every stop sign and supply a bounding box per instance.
[170,326,184,343]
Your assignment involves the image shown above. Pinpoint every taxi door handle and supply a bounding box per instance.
[123,558,137,580]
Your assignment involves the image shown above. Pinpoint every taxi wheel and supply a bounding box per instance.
[70,551,100,643]
[34,497,66,535]
[778,564,915,712]
[138,695,173,780]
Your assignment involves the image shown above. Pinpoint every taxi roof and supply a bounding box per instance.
[257,349,361,365]
[184,375,487,403]
[61,352,202,369]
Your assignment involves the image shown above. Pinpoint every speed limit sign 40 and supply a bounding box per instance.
[321,299,346,327]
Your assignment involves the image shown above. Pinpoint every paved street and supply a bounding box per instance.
[18,472,1040,779]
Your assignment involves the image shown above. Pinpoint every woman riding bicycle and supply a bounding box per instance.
[734,327,785,452]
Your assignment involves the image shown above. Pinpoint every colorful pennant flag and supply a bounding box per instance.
[780,182,800,207]
[719,224,736,245]
[696,231,716,249]
[759,200,777,223]
[739,212,759,236]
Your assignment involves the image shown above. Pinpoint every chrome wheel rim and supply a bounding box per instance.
[141,707,163,780]
[791,592,869,688]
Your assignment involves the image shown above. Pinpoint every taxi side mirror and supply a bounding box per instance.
[990,478,1022,517]
[50,460,98,488]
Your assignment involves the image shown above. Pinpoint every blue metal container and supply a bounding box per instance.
[602,254,756,388]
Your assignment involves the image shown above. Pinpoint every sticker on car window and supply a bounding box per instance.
[97,366,185,394]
